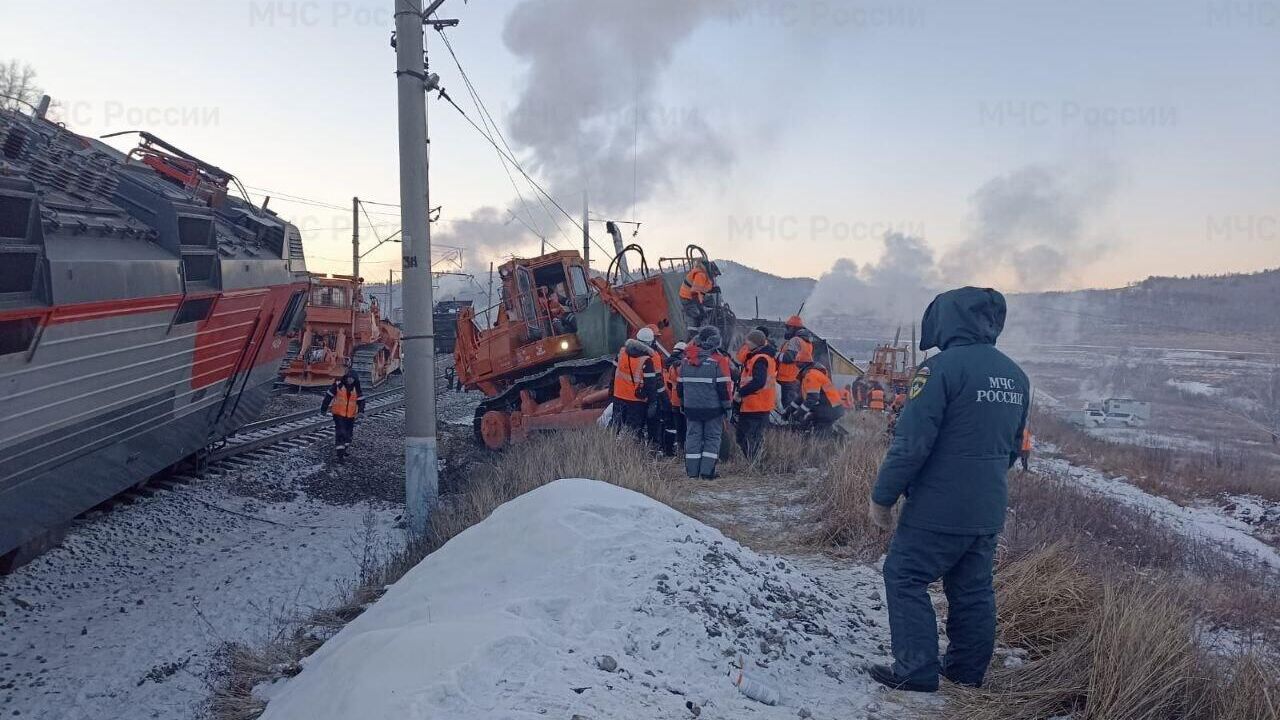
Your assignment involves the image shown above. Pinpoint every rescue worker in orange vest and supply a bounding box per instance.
[734,329,777,460]
[641,325,669,453]
[320,371,365,462]
[665,341,688,454]
[869,386,887,412]
[679,259,717,329]
[791,362,846,436]
[612,327,660,437]
[1019,426,1033,471]
[893,392,907,412]
[777,315,815,412]
[734,325,771,367]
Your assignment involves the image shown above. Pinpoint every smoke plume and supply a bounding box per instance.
[804,232,941,324]
[502,0,733,213]
[940,160,1118,289]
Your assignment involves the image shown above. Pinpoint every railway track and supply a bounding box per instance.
[207,386,406,462]
[0,387,407,574]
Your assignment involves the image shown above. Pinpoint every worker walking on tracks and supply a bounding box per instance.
[320,371,365,462]
[776,315,814,411]
[866,287,1030,693]
[612,327,660,437]
[679,259,717,329]
[734,329,777,460]
[678,326,733,479]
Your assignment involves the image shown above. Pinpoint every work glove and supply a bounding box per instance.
[868,498,894,532]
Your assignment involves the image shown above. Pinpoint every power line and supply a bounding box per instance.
[433,85,614,261]
[358,199,387,245]
[435,26,565,252]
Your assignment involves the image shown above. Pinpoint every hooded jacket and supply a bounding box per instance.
[678,327,732,420]
[872,287,1030,535]
[614,338,659,402]
[321,372,366,417]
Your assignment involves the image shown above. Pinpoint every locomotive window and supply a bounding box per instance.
[0,252,37,294]
[0,316,40,357]
[174,297,215,325]
[0,196,32,240]
[177,216,215,248]
[275,290,306,335]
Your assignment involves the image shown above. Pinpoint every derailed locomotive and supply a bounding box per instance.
[0,103,309,568]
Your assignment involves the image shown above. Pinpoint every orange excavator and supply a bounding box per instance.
[281,274,403,389]
[454,235,735,449]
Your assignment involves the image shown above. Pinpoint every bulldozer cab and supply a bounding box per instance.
[497,251,592,340]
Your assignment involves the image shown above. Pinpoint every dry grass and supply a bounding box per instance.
[952,583,1202,720]
[804,415,891,559]
[1032,407,1280,504]
[992,543,1101,656]
[799,418,1280,720]
[208,427,668,720]
[1003,470,1280,638]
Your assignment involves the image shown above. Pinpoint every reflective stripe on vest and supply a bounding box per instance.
[614,349,646,402]
[740,353,777,413]
[332,387,360,418]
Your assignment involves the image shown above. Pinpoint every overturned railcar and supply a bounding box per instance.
[0,105,309,567]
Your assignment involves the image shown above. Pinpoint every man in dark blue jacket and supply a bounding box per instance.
[866,287,1030,693]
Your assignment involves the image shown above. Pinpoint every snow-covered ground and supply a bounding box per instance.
[1036,454,1280,571]
[257,479,931,720]
[1081,426,1214,452]
[1166,379,1219,396]
[0,451,403,720]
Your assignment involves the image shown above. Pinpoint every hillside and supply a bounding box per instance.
[1002,268,1280,350]
[711,260,816,321]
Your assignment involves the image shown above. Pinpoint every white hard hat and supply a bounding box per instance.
[636,327,656,343]
[674,341,687,351]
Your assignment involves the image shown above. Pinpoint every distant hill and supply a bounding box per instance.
[712,260,815,321]
[1003,268,1280,350]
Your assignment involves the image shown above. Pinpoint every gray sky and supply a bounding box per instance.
[2,0,1277,290]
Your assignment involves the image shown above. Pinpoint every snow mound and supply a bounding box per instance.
[259,479,900,719]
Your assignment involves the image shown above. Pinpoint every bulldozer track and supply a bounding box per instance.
[472,355,615,442]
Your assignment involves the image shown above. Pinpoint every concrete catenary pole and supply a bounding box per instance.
[395,0,439,536]
[582,190,590,268]
[352,197,360,280]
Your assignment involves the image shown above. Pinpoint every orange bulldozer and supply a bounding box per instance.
[454,236,735,449]
[281,274,402,389]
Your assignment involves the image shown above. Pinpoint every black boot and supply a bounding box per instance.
[866,664,938,693]
[942,670,982,689]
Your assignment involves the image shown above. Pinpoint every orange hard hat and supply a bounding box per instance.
[785,315,804,328]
